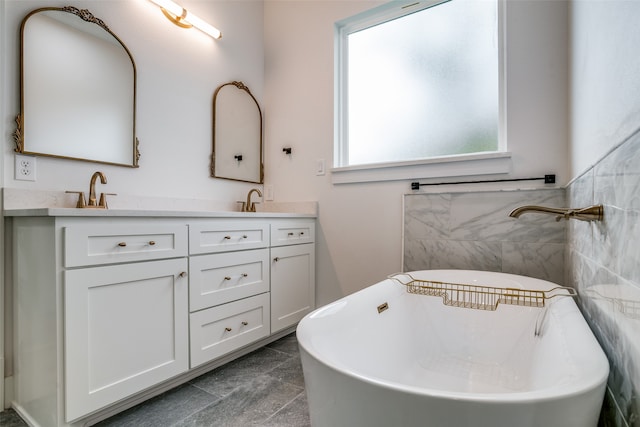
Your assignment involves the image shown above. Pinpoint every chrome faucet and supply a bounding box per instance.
[509,204,603,222]
[239,188,262,212]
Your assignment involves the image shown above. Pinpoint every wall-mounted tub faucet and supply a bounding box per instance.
[509,204,603,222]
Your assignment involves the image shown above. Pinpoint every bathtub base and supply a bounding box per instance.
[301,345,605,427]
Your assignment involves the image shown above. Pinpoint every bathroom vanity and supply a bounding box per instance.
[6,209,315,427]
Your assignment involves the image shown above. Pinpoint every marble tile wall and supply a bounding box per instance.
[567,129,640,427]
[403,188,566,284]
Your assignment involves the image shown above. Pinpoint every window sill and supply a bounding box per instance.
[330,152,512,184]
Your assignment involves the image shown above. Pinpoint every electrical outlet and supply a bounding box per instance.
[15,154,36,181]
[264,184,274,201]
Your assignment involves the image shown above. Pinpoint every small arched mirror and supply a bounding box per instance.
[15,6,139,167]
[211,81,263,183]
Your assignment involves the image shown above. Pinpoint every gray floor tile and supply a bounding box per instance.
[267,355,306,389]
[0,409,28,427]
[262,392,311,427]
[266,333,300,356]
[189,346,292,397]
[175,374,304,427]
[94,383,220,427]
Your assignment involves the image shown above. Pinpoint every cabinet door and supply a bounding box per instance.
[64,258,189,422]
[271,243,315,333]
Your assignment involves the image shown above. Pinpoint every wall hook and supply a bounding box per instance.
[283,147,292,155]
[234,154,243,161]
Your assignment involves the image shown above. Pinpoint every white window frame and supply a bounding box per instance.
[332,0,509,184]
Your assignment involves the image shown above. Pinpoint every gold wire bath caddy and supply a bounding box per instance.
[388,273,577,311]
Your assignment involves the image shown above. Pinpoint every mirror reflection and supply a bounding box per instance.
[15,6,139,167]
[211,81,263,183]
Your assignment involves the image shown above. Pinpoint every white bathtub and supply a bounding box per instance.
[297,270,609,427]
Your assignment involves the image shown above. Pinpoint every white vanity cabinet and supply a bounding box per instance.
[7,211,315,427]
[10,217,190,425]
[270,220,316,333]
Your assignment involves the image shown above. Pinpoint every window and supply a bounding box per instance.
[334,0,505,182]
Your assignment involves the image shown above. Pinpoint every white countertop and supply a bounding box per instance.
[4,207,316,218]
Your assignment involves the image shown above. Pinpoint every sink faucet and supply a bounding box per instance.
[88,171,107,207]
[509,204,603,222]
[243,188,262,212]
[66,171,115,209]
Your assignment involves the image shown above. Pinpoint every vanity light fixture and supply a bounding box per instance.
[148,0,222,39]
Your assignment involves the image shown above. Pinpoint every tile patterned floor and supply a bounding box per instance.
[3,333,310,427]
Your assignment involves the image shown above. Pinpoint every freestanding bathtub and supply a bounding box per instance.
[297,270,609,427]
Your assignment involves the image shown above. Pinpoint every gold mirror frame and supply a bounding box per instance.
[211,81,264,183]
[15,6,139,167]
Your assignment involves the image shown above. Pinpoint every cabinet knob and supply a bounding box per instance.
[225,327,232,332]
[242,273,248,277]
[117,242,127,247]
[148,241,156,246]
[273,257,280,262]
[179,271,188,278]
[224,236,231,240]
[242,235,248,239]
[241,321,248,326]
[288,232,294,236]
[224,276,231,281]
[300,232,304,236]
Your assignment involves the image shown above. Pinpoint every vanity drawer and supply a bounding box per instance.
[189,221,269,254]
[64,224,188,267]
[271,220,315,247]
[189,293,270,368]
[189,248,269,311]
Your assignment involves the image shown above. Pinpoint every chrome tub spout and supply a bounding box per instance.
[509,204,603,222]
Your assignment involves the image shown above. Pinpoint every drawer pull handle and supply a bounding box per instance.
[117,242,127,247]
[242,273,248,277]
[224,236,231,240]
[224,276,231,281]
[300,232,304,236]
[242,235,248,239]
[149,241,156,246]
[225,327,232,332]
[288,232,294,236]
[274,257,280,262]
[241,321,248,326]
[179,271,188,278]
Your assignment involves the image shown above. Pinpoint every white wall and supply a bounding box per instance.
[3,0,265,201]
[569,0,640,179]
[264,0,569,305]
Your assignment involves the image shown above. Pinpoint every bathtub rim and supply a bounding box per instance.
[297,269,610,405]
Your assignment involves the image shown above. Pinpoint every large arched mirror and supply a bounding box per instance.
[15,6,139,167]
[211,81,263,183]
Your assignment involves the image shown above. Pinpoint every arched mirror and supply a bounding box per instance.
[211,81,263,183]
[15,6,139,167]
